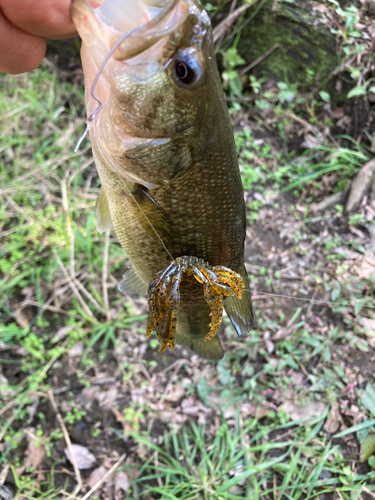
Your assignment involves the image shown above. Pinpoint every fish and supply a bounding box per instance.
[71,0,253,359]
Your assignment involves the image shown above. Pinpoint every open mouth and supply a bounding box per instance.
[72,0,188,62]
[90,0,167,34]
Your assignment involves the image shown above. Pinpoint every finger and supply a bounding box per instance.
[0,0,77,40]
[0,10,46,74]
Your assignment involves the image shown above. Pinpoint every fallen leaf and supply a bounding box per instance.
[16,428,46,476]
[86,465,108,489]
[0,485,14,500]
[323,406,342,434]
[281,400,326,421]
[65,444,96,469]
[357,252,375,279]
[53,325,74,342]
[96,387,118,406]
[248,404,271,420]
[165,383,185,402]
[68,342,84,358]
[114,470,130,499]
[13,304,33,328]
[360,317,375,337]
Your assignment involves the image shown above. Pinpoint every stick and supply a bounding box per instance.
[48,389,82,498]
[80,454,126,500]
[213,4,250,42]
[362,486,375,499]
[55,252,97,320]
[239,44,279,76]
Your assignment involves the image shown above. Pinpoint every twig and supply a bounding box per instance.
[0,397,18,417]
[215,0,237,49]
[80,453,126,500]
[362,486,375,499]
[154,452,163,488]
[213,4,251,42]
[239,44,279,76]
[163,359,190,396]
[0,412,16,441]
[39,338,70,380]
[73,276,106,314]
[24,300,81,318]
[61,178,75,279]
[0,464,10,485]
[280,109,319,135]
[161,358,192,374]
[55,252,97,320]
[102,230,111,321]
[136,362,152,382]
[226,96,256,102]
[1,192,34,223]
[48,388,82,499]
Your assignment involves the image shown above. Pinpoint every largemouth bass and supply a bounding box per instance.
[71,0,253,359]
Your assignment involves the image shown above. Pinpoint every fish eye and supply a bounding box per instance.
[175,61,195,84]
[172,50,201,88]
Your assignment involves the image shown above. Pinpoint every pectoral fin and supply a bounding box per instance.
[128,185,180,244]
[224,264,253,336]
[118,267,148,296]
[96,188,112,233]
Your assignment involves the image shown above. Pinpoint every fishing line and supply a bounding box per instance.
[74,25,142,153]
[73,9,177,259]
[73,7,366,311]
[124,187,175,262]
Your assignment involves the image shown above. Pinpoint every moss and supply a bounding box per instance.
[237,0,338,85]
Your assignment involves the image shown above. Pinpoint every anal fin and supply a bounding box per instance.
[119,267,148,296]
[224,263,253,336]
[96,188,112,234]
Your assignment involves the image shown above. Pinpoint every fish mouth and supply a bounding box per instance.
[71,0,189,63]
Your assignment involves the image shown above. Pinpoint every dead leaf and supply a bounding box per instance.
[247,404,271,420]
[165,384,185,402]
[357,252,375,279]
[281,400,326,421]
[13,304,33,328]
[53,325,74,342]
[114,470,130,499]
[0,485,14,500]
[86,465,108,489]
[0,373,15,398]
[68,342,84,357]
[64,444,96,469]
[346,159,375,213]
[96,387,118,406]
[17,428,46,476]
[323,406,342,434]
[360,317,375,337]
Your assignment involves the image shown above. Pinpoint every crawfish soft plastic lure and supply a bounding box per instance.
[146,256,245,353]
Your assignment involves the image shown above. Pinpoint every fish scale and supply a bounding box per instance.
[72,0,253,358]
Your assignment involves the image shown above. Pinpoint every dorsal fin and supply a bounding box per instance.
[96,188,112,233]
[224,263,253,336]
[118,267,148,296]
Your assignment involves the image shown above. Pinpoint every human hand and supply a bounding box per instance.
[0,0,77,74]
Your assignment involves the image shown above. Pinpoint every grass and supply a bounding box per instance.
[1,39,375,500]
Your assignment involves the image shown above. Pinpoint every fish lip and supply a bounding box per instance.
[72,0,188,62]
